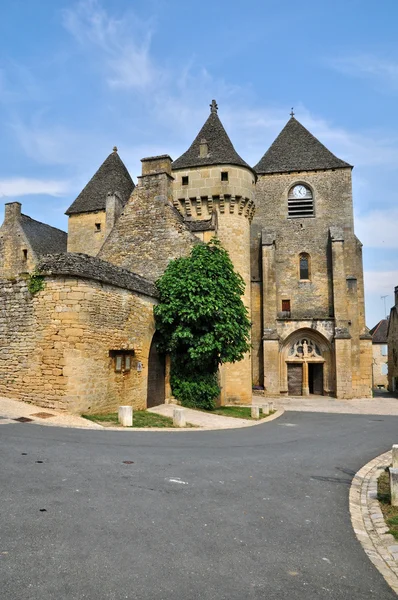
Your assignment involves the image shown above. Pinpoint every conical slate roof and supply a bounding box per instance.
[65,148,135,215]
[172,100,253,173]
[254,117,352,175]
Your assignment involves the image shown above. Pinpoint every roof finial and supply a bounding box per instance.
[290,107,295,118]
[113,146,118,153]
[210,99,218,114]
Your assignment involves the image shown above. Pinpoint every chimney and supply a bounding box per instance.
[4,202,21,223]
[141,155,172,177]
[199,138,208,158]
[105,192,123,237]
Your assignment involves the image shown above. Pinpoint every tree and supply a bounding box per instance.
[154,238,251,410]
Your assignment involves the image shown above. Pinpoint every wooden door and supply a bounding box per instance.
[146,334,165,408]
[287,363,303,396]
[309,363,323,395]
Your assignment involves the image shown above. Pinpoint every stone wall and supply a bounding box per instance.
[388,296,398,392]
[0,275,157,413]
[67,211,107,256]
[372,343,388,388]
[99,157,198,282]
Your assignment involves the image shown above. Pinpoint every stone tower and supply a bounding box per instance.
[65,147,135,256]
[171,100,256,404]
[251,115,372,398]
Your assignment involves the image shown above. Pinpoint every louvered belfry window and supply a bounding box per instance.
[288,184,314,218]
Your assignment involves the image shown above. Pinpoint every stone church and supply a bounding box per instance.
[0,101,372,413]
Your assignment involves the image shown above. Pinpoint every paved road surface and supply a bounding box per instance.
[1,412,398,599]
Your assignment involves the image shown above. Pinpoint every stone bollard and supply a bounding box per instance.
[390,468,398,507]
[251,406,260,420]
[173,408,186,428]
[392,445,398,469]
[262,403,270,415]
[118,406,133,427]
[268,401,274,412]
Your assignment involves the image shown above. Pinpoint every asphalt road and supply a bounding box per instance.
[1,412,398,600]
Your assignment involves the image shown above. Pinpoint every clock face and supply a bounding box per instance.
[293,185,308,198]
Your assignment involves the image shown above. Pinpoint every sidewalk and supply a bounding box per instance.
[148,403,282,429]
[253,391,398,415]
[0,396,103,429]
[0,395,282,431]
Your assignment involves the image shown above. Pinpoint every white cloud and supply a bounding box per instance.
[63,0,157,90]
[0,178,70,198]
[356,209,398,249]
[327,54,398,89]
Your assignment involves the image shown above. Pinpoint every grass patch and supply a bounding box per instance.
[82,410,178,428]
[198,406,276,419]
[378,469,398,540]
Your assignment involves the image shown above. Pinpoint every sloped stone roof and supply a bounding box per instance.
[172,101,254,174]
[38,253,158,298]
[254,117,352,174]
[65,149,135,215]
[20,215,67,256]
[369,319,389,344]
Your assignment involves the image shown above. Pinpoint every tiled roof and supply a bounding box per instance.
[172,100,254,173]
[20,215,67,256]
[369,319,389,344]
[254,117,352,174]
[38,253,157,298]
[65,149,135,215]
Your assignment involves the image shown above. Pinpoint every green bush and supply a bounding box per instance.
[171,371,219,411]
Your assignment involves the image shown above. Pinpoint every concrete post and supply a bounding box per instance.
[173,408,186,427]
[268,401,274,412]
[118,406,133,427]
[392,445,398,468]
[390,468,398,507]
[251,406,260,419]
[262,403,270,415]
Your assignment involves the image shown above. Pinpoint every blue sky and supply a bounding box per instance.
[0,0,397,327]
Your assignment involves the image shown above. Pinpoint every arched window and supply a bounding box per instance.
[299,253,310,280]
[288,184,314,218]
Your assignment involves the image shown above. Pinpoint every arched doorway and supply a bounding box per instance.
[146,333,165,408]
[280,329,334,397]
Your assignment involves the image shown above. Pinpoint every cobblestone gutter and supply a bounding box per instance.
[350,450,398,594]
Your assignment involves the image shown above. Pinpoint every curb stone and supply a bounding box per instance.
[349,450,398,595]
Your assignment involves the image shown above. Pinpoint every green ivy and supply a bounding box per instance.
[154,238,251,410]
[28,271,45,295]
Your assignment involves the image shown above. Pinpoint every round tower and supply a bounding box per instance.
[171,100,256,405]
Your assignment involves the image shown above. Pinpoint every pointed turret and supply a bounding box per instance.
[172,100,254,173]
[254,116,352,175]
[65,147,134,215]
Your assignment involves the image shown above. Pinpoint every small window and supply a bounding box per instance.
[381,363,388,375]
[22,249,28,260]
[282,299,291,312]
[110,350,134,373]
[95,223,101,232]
[221,171,229,182]
[182,176,189,186]
[288,184,314,218]
[381,345,388,356]
[299,253,310,280]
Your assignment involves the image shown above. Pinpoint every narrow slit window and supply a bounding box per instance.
[22,249,28,260]
[221,171,229,182]
[182,176,189,186]
[95,223,101,231]
[288,184,314,218]
[299,253,310,280]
